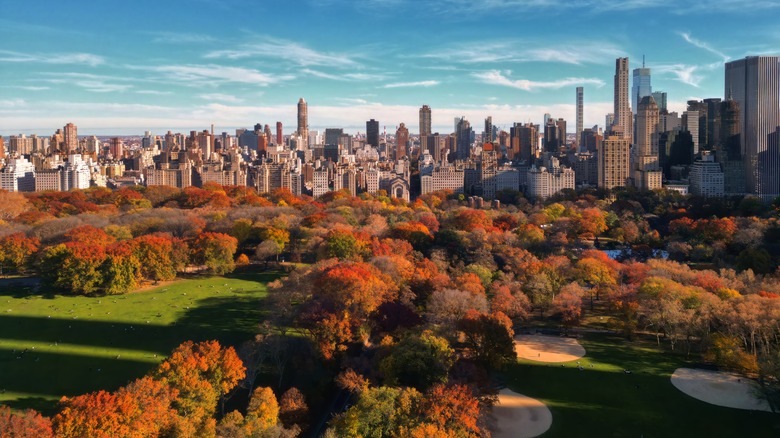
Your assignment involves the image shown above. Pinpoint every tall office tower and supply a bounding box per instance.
[725,56,780,198]
[64,122,78,153]
[682,110,700,155]
[297,98,308,144]
[598,135,631,189]
[633,96,662,190]
[484,116,494,142]
[510,123,538,163]
[419,105,432,137]
[576,87,584,149]
[325,128,343,147]
[264,124,273,147]
[613,58,632,140]
[109,137,123,159]
[366,119,379,147]
[455,117,472,161]
[276,122,283,145]
[652,91,668,113]
[395,123,409,159]
[0,137,5,158]
[605,113,615,129]
[704,98,722,150]
[543,113,551,126]
[717,93,745,194]
[632,65,652,114]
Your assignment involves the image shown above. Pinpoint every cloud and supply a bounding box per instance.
[680,33,730,61]
[198,93,243,103]
[137,64,294,86]
[302,69,388,81]
[473,70,605,91]
[135,90,173,95]
[382,80,440,88]
[0,50,104,66]
[421,40,624,65]
[204,36,361,68]
[653,64,703,87]
[147,31,216,44]
[74,81,133,93]
[2,85,50,91]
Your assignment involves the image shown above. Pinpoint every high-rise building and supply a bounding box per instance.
[652,91,668,113]
[689,153,724,197]
[725,56,780,198]
[484,116,494,142]
[682,110,700,155]
[510,123,538,163]
[632,66,652,114]
[613,58,632,140]
[395,123,409,160]
[366,119,379,147]
[576,87,584,150]
[633,96,662,191]
[64,122,78,153]
[325,128,343,147]
[109,137,123,159]
[276,122,283,145]
[0,136,5,158]
[419,105,432,137]
[598,135,630,189]
[455,117,472,161]
[297,98,308,144]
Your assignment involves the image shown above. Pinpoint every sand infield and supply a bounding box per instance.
[671,368,774,412]
[492,389,553,438]
[515,334,586,363]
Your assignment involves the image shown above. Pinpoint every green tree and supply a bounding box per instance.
[191,232,238,275]
[380,331,454,390]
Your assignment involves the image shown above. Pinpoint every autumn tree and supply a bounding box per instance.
[0,406,53,438]
[552,282,585,333]
[191,232,238,275]
[0,233,40,274]
[154,340,245,433]
[279,387,309,429]
[131,234,177,282]
[457,310,516,369]
[40,243,106,295]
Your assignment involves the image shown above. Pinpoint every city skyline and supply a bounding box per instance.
[2,0,779,135]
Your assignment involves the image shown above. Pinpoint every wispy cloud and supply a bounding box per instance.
[680,33,730,61]
[135,90,173,95]
[473,70,604,91]
[0,50,104,66]
[302,68,388,81]
[147,31,216,44]
[205,36,361,68]
[421,40,623,65]
[136,64,294,86]
[382,80,440,88]
[653,64,702,87]
[2,85,50,91]
[198,93,243,103]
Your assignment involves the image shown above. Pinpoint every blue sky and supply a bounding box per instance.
[1,0,778,136]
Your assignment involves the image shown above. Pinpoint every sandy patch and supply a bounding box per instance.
[515,334,586,363]
[491,389,553,438]
[671,368,774,412]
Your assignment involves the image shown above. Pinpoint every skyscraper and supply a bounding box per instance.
[652,91,668,113]
[632,66,652,114]
[396,123,409,160]
[725,56,780,198]
[64,122,78,153]
[455,117,472,161]
[276,122,283,145]
[613,58,632,140]
[576,87,584,150]
[366,119,379,147]
[633,96,662,190]
[419,105,432,137]
[484,116,494,142]
[297,98,308,143]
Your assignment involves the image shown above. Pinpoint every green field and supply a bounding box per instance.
[505,333,780,437]
[0,270,279,414]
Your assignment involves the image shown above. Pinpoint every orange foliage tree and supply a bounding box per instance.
[0,405,53,438]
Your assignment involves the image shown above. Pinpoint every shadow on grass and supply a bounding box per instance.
[503,333,780,437]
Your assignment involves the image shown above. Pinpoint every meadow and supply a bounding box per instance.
[505,333,780,437]
[0,270,279,414]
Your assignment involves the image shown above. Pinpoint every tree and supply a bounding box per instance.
[418,384,482,437]
[101,242,140,294]
[426,289,488,327]
[64,225,116,247]
[0,233,40,274]
[0,406,53,438]
[40,243,106,295]
[380,331,454,390]
[279,387,309,429]
[155,340,245,431]
[457,310,516,369]
[552,283,585,332]
[191,232,238,275]
[328,386,422,437]
[244,387,279,434]
[131,234,177,282]
[0,190,31,221]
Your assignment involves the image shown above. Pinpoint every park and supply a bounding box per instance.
[0,270,279,414]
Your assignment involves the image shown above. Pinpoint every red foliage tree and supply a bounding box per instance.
[0,405,53,438]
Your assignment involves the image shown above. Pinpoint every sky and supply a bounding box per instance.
[1,0,779,136]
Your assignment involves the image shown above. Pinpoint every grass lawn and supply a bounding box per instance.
[504,333,780,437]
[0,269,280,414]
